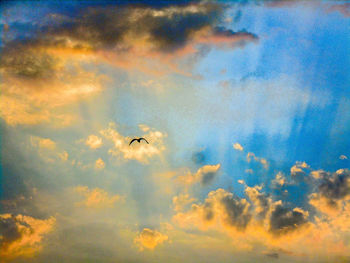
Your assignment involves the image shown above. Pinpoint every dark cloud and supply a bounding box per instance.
[263,252,279,259]
[47,3,224,52]
[0,1,258,79]
[201,171,217,185]
[49,7,130,49]
[203,201,214,221]
[317,169,350,207]
[327,3,350,17]
[0,215,23,249]
[213,27,258,40]
[197,164,221,186]
[220,194,251,230]
[0,48,56,79]
[269,204,308,234]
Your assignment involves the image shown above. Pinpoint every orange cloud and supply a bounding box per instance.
[0,64,105,126]
[233,142,244,151]
[0,214,55,261]
[290,161,310,176]
[30,136,56,150]
[171,179,350,260]
[85,135,103,149]
[134,228,168,251]
[246,152,269,169]
[271,172,288,188]
[94,158,105,170]
[75,186,123,208]
[173,194,197,212]
[176,164,221,186]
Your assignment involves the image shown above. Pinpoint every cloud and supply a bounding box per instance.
[265,1,350,18]
[134,228,168,251]
[0,213,55,261]
[268,202,309,235]
[45,3,257,54]
[233,142,244,151]
[30,136,67,163]
[263,251,279,259]
[173,186,312,250]
[100,123,166,164]
[85,135,103,149]
[0,49,58,79]
[30,136,56,150]
[0,62,105,126]
[271,172,287,188]
[246,152,269,169]
[290,161,309,177]
[310,169,328,180]
[95,158,105,170]
[339,155,348,160]
[1,2,258,79]
[176,164,221,186]
[75,186,123,208]
[237,179,245,185]
[173,194,197,212]
[309,169,350,214]
[326,3,350,17]
[245,185,271,219]
[58,151,69,161]
[173,188,251,231]
[0,2,258,127]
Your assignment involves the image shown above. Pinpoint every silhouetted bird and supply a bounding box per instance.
[129,137,149,146]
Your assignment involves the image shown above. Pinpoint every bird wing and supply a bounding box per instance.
[140,138,149,144]
[129,138,138,145]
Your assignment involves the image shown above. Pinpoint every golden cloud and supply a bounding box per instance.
[85,135,103,149]
[173,193,197,212]
[171,178,350,260]
[30,136,68,163]
[30,136,56,150]
[246,152,269,169]
[233,142,244,151]
[100,123,166,164]
[271,172,288,188]
[0,61,105,126]
[176,164,221,186]
[290,161,310,176]
[75,186,123,208]
[134,228,168,251]
[0,213,55,261]
[95,158,105,170]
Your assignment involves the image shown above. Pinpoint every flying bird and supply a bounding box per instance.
[129,137,149,146]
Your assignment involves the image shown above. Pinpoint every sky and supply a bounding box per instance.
[0,0,350,262]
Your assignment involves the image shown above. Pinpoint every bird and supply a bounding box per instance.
[129,137,149,146]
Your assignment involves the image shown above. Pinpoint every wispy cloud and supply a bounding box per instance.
[75,186,124,208]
